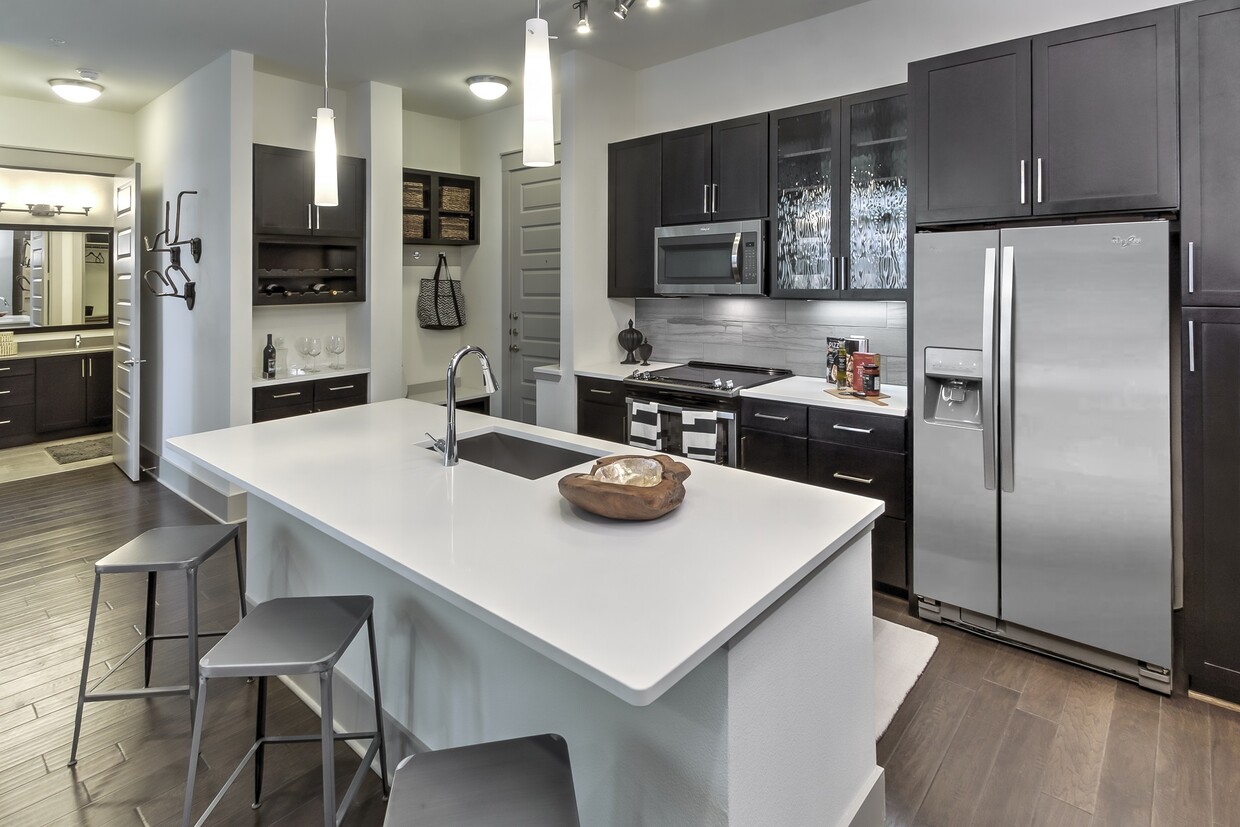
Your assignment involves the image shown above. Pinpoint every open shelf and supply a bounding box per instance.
[253,238,364,305]
[403,168,480,246]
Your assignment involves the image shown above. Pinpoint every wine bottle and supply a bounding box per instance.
[262,333,276,379]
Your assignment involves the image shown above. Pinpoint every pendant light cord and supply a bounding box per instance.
[322,0,329,108]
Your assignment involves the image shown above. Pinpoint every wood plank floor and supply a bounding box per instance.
[3,465,1236,826]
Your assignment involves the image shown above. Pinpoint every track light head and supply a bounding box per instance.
[614,0,635,20]
[575,0,590,33]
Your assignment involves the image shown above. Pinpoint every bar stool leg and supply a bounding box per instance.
[68,572,102,768]
[366,615,391,798]
[186,567,199,724]
[233,534,247,621]
[143,571,157,688]
[320,671,336,827]
[253,676,267,809]
[182,676,209,827]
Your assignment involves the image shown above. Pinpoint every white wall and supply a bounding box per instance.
[0,94,135,159]
[253,72,350,155]
[404,110,461,172]
[137,51,254,464]
[0,167,116,227]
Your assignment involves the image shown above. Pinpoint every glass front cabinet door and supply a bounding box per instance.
[770,84,908,299]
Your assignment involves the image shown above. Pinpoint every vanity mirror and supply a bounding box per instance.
[0,225,113,332]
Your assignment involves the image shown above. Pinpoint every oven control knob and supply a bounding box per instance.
[712,378,724,389]
[724,379,735,390]
[635,371,650,380]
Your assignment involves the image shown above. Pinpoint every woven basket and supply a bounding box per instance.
[441,186,472,213]
[0,332,16,357]
[439,216,471,241]
[402,181,425,209]
[403,213,426,240]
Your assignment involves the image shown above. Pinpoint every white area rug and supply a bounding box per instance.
[874,617,939,739]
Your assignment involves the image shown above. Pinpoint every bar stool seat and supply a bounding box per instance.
[383,734,580,826]
[182,595,390,827]
[69,523,244,767]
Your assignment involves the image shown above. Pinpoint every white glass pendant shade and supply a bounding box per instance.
[314,107,339,207]
[523,17,555,168]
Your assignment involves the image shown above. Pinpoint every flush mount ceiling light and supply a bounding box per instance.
[49,69,102,103]
[614,0,635,19]
[646,0,661,7]
[575,0,590,33]
[466,75,510,100]
[523,0,555,167]
[314,0,338,207]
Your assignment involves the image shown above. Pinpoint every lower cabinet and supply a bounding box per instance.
[740,397,911,592]
[1182,308,1240,702]
[576,376,627,444]
[34,353,113,437]
[253,374,368,423]
[0,358,36,448]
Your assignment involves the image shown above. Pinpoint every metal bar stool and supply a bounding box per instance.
[181,595,390,827]
[69,523,245,767]
[382,734,580,826]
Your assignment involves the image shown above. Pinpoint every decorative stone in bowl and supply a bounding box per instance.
[558,454,691,521]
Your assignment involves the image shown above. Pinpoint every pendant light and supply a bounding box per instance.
[314,0,338,206]
[523,0,555,168]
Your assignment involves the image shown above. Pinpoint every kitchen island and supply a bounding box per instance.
[170,399,885,826]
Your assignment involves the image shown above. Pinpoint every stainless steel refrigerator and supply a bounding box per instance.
[912,220,1173,692]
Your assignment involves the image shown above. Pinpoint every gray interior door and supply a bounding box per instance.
[999,221,1172,668]
[504,163,561,424]
[111,165,141,482]
[28,231,45,326]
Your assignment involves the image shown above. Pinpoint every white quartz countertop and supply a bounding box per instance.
[574,360,683,382]
[406,384,490,405]
[742,376,909,417]
[169,400,882,706]
[251,366,369,388]
[0,346,114,361]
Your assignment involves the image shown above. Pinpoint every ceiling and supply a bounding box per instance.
[0,0,864,121]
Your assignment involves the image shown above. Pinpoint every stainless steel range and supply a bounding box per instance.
[622,361,791,466]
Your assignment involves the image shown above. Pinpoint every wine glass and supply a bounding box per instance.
[326,335,345,369]
[305,336,322,373]
[295,337,312,373]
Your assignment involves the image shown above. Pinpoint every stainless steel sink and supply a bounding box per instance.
[439,431,599,479]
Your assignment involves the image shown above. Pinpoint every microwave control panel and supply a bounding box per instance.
[742,238,758,284]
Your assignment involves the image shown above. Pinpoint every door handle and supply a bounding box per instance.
[981,246,997,491]
[121,358,147,367]
[307,204,313,230]
[711,183,718,214]
[272,391,302,399]
[510,328,520,336]
[999,245,1015,493]
[315,206,321,230]
[327,385,355,392]
[1188,321,1195,373]
[1036,158,1044,204]
[1019,160,1027,205]
[0,390,9,396]
[510,345,520,352]
[589,389,614,396]
[832,472,874,485]
[702,184,709,215]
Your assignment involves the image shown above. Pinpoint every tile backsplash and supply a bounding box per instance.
[634,298,908,386]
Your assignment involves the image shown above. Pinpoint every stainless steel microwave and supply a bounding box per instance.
[654,220,765,296]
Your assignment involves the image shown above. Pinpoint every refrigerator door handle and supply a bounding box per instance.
[999,245,1016,492]
[981,246,998,491]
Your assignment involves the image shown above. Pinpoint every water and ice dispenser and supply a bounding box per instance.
[922,347,983,427]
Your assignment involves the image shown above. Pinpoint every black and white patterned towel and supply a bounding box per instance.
[681,410,718,462]
[629,400,662,450]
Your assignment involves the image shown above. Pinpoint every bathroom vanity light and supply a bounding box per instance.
[0,202,92,217]
[467,75,510,100]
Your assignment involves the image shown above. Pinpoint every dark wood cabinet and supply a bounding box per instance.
[770,85,908,299]
[0,359,36,449]
[608,135,661,298]
[252,374,368,423]
[911,8,1177,225]
[575,377,627,444]
[661,115,767,225]
[741,429,807,482]
[253,144,365,238]
[1182,308,1240,702]
[402,168,480,246]
[34,353,111,436]
[1180,0,1240,306]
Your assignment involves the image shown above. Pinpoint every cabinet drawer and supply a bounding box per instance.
[0,374,35,407]
[315,394,366,413]
[808,442,906,519]
[253,382,313,412]
[808,406,906,452]
[741,429,807,482]
[314,375,368,404]
[0,359,34,378]
[576,376,626,406]
[0,404,35,443]
[741,399,807,436]
[253,403,314,423]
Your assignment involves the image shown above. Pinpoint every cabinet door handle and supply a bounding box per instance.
[1188,320,1195,373]
[1020,160,1027,205]
[272,391,302,399]
[88,359,93,378]
[0,420,10,426]
[832,423,873,434]
[1036,158,1044,204]
[711,183,718,214]
[833,472,874,485]
[0,390,9,396]
[0,367,10,372]
[81,359,85,378]
[702,184,709,215]
[307,203,313,230]
[1188,241,1195,294]
[754,412,789,422]
[315,206,321,230]
[327,385,354,392]
[589,389,614,396]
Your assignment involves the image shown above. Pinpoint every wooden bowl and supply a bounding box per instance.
[558,454,691,521]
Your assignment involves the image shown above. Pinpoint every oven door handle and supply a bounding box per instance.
[626,398,736,420]
[731,233,742,283]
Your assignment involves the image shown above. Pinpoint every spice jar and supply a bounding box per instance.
[861,362,882,396]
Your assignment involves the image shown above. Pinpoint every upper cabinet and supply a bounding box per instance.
[402,168,481,246]
[608,135,661,298]
[911,7,1178,225]
[770,85,908,299]
[253,144,365,238]
[661,114,768,225]
[1180,0,1240,306]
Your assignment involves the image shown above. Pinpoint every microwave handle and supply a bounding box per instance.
[731,233,742,283]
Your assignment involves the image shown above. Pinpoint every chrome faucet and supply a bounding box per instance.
[426,345,499,466]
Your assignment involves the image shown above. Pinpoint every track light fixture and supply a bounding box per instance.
[647,0,661,7]
[614,0,635,20]
[575,0,590,33]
